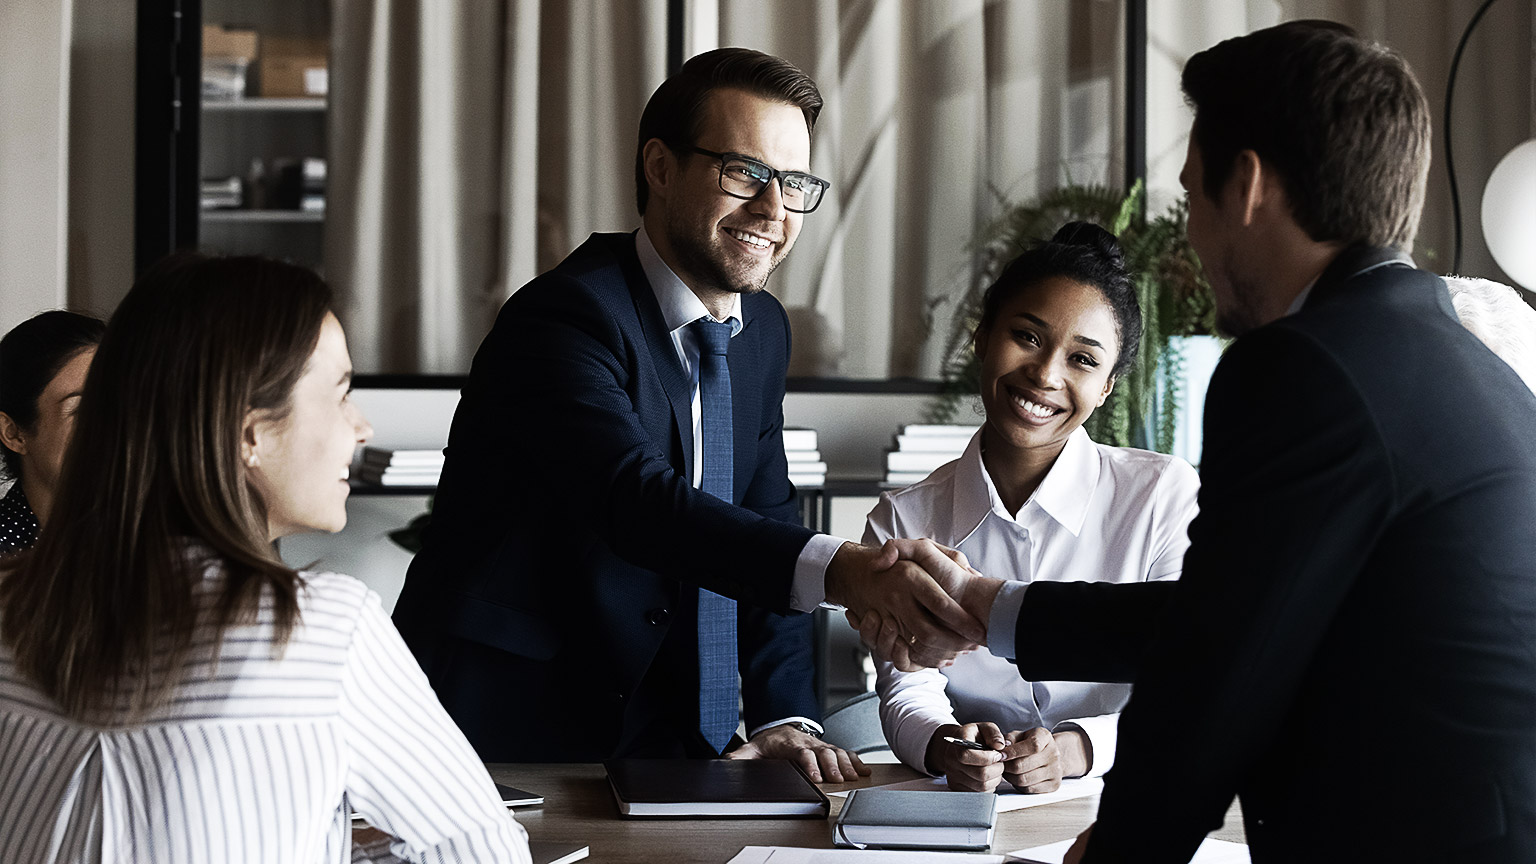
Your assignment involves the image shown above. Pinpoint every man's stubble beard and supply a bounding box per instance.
[667,214,788,296]
[1213,267,1267,339]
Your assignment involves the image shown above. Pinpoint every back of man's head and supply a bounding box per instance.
[634,47,823,215]
[1182,20,1431,251]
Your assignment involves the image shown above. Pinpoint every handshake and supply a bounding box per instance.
[825,538,1007,672]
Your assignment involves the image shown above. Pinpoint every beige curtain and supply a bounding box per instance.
[326,0,666,373]
[718,0,1126,378]
[321,0,1531,376]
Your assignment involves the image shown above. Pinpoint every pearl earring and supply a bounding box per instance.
[245,453,258,468]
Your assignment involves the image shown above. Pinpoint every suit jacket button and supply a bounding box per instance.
[646,608,671,625]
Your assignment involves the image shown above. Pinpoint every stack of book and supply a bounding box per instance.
[200,177,242,210]
[355,447,444,488]
[883,424,981,485]
[783,428,827,487]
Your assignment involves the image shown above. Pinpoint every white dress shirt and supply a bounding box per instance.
[867,427,1199,777]
[0,567,531,864]
[634,228,829,737]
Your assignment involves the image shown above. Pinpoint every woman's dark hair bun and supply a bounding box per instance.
[975,220,1143,377]
[1051,221,1126,271]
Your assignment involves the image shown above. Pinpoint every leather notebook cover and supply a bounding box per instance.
[833,788,998,849]
[604,758,830,819]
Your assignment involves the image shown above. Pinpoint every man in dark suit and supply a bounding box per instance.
[393,48,984,776]
[863,21,1536,863]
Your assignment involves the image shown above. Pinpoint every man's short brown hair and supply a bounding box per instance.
[634,47,822,215]
[1182,20,1431,250]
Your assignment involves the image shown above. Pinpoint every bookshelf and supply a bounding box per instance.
[196,1,331,272]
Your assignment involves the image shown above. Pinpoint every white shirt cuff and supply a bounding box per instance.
[1052,713,1119,778]
[986,580,1030,660]
[792,533,847,612]
[748,716,824,740]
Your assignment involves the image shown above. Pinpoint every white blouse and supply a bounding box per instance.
[0,566,531,864]
[867,427,1199,777]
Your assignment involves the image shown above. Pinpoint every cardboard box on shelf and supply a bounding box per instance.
[260,36,329,98]
[203,24,258,61]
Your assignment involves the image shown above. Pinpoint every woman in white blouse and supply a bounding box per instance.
[867,223,1200,796]
[0,254,532,864]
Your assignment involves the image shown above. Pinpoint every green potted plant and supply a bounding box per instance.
[928,181,1217,454]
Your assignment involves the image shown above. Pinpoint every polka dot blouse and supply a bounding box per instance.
[0,483,39,557]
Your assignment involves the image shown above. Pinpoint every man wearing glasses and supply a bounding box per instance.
[394,48,984,775]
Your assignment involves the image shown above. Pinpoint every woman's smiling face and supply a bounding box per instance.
[976,275,1120,461]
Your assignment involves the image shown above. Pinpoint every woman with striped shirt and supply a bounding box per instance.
[0,254,531,863]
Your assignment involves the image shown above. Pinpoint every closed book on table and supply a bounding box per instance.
[832,788,997,850]
[604,758,829,819]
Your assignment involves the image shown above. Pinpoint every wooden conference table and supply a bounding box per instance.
[479,762,1248,863]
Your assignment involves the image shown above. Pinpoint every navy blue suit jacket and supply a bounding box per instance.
[394,232,819,761]
[1014,247,1536,863]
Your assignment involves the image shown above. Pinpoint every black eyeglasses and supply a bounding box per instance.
[682,146,830,214]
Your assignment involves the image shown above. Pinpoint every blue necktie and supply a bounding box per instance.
[690,318,739,753]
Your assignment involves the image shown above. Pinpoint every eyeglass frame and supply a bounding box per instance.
[677,145,831,214]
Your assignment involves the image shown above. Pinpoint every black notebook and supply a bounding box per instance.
[604,758,830,818]
[833,788,998,850]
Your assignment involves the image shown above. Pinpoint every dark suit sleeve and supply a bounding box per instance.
[474,272,814,614]
[738,298,820,728]
[1080,328,1395,863]
[1014,580,1179,683]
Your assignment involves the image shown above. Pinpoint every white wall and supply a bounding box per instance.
[65,0,136,317]
[0,0,72,332]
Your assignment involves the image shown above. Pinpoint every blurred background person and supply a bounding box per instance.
[0,310,103,554]
[1443,275,1536,395]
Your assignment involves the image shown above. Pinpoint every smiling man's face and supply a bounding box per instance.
[661,87,809,296]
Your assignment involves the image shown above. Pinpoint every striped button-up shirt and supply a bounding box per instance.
[0,567,531,863]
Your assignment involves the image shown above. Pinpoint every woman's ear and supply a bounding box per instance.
[1097,375,1117,407]
[240,409,263,469]
[0,412,28,456]
[972,325,990,364]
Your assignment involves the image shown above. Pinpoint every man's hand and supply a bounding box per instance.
[826,539,997,670]
[1001,727,1089,793]
[840,539,1005,671]
[725,724,871,783]
[924,723,1009,792]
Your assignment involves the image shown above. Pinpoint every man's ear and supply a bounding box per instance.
[0,412,28,456]
[1097,375,1117,407]
[1229,149,1267,228]
[642,138,678,206]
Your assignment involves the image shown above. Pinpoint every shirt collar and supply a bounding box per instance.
[950,425,1100,540]
[1285,279,1318,317]
[1286,246,1415,316]
[636,226,743,335]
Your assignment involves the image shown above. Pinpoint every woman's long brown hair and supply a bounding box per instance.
[0,253,333,722]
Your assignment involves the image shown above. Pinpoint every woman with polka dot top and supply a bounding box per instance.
[0,311,104,556]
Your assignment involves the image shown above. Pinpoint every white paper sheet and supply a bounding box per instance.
[726,847,1006,864]
[1005,836,1250,863]
[827,776,1104,812]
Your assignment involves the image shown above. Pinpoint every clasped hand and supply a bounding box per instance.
[925,722,1088,794]
[828,538,1004,671]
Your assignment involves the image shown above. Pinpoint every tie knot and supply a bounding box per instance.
[691,318,732,357]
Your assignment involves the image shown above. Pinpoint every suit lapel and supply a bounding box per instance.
[616,236,696,483]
